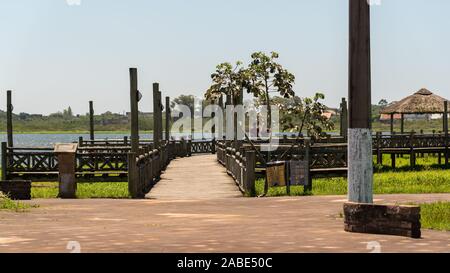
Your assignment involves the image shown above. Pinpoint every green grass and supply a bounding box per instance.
[32,182,129,199]
[256,169,450,197]
[0,192,38,212]
[420,202,450,231]
[373,154,448,172]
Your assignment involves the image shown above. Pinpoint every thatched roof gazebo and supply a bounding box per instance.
[380,88,449,134]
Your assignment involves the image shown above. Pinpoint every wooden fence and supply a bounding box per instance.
[216,132,450,191]
[1,138,214,182]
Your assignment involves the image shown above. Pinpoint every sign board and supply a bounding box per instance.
[266,161,286,187]
[54,143,78,154]
[288,160,309,186]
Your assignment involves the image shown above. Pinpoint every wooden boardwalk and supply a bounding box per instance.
[146,155,242,200]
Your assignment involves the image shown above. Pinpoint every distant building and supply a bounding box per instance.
[380,114,402,121]
[380,113,448,121]
[322,108,338,120]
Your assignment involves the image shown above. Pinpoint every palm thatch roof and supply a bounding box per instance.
[380,88,449,114]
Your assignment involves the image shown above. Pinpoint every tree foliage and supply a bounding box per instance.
[277,93,334,140]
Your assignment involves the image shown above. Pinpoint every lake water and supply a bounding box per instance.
[0,133,219,148]
[0,132,313,148]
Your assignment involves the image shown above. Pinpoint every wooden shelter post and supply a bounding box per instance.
[401,114,405,135]
[390,113,394,135]
[347,0,373,204]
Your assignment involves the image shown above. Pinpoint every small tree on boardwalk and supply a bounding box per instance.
[245,52,295,134]
[276,93,334,160]
[205,61,246,105]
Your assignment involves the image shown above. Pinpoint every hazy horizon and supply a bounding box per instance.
[1,0,450,115]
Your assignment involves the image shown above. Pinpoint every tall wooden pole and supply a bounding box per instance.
[153,83,161,148]
[6,90,13,147]
[348,0,373,204]
[129,68,139,154]
[89,101,95,141]
[165,96,170,140]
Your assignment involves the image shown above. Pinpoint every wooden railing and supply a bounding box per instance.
[127,141,171,198]
[216,142,256,196]
[1,138,195,182]
[190,139,216,154]
[78,137,216,154]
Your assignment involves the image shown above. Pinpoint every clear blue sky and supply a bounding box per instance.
[1,0,449,115]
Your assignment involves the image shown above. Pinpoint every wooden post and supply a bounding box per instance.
[401,114,405,135]
[165,96,170,141]
[444,101,449,166]
[6,90,13,148]
[348,0,373,204]
[130,68,140,154]
[244,150,256,197]
[376,132,382,165]
[410,132,416,167]
[390,114,394,135]
[127,152,139,198]
[340,98,348,139]
[218,95,224,139]
[1,142,7,180]
[226,93,232,141]
[153,83,161,149]
[89,101,95,141]
[304,138,312,192]
[158,91,163,141]
[211,99,216,140]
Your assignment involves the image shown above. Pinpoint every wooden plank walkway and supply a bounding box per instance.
[146,155,242,200]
